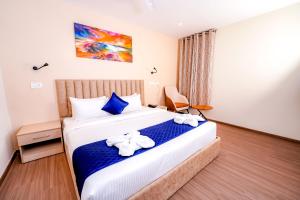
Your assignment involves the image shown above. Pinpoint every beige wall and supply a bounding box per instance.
[208,4,300,140]
[0,0,177,142]
[0,67,13,177]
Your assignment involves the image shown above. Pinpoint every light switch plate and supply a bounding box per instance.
[31,81,43,89]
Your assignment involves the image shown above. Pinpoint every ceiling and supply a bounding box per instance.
[71,0,300,38]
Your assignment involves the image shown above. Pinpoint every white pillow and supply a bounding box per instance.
[121,93,142,113]
[69,96,111,120]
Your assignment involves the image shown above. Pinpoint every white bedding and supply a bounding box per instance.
[63,107,217,200]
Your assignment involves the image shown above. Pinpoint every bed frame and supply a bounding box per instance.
[55,79,220,200]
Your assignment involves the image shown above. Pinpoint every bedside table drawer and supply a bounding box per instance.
[18,129,61,146]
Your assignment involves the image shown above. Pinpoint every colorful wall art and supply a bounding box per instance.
[74,23,132,62]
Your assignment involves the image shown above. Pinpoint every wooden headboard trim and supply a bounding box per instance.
[55,79,145,118]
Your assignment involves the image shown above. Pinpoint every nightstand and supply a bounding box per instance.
[17,120,64,163]
[148,104,168,110]
[157,105,168,110]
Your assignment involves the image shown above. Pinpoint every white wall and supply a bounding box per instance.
[208,4,300,140]
[0,67,13,178]
[0,0,177,147]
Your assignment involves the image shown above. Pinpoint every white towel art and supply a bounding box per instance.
[174,114,205,127]
[106,130,155,156]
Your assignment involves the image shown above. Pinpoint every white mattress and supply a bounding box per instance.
[63,107,216,200]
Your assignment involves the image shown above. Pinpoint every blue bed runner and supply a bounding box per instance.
[72,119,207,195]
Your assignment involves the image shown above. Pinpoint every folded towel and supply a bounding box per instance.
[124,130,140,139]
[106,130,155,156]
[115,141,141,156]
[133,135,155,148]
[184,116,198,127]
[174,114,206,127]
[173,115,185,124]
[106,135,127,147]
[193,115,206,122]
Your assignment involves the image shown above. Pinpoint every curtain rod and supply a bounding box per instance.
[183,29,216,39]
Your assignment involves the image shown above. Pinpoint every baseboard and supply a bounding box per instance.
[0,150,17,186]
[209,118,300,143]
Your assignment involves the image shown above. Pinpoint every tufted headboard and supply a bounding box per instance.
[55,79,145,118]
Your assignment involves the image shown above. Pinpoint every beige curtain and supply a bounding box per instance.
[178,29,216,105]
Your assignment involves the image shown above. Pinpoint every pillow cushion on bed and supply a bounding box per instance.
[70,96,110,120]
[121,93,142,113]
[102,92,129,115]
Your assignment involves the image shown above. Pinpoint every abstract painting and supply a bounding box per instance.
[74,23,132,62]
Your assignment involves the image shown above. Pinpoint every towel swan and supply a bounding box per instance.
[106,130,155,156]
[174,114,206,127]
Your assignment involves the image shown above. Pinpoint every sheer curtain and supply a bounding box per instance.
[178,29,216,105]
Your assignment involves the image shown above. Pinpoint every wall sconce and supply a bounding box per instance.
[33,63,49,71]
[150,67,158,75]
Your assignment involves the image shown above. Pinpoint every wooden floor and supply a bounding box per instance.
[0,123,300,200]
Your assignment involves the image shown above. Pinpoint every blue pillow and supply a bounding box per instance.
[102,92,129,115]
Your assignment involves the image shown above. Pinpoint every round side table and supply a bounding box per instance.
[191,105,213,120]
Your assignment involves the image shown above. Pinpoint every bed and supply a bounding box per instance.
[55,79,220,200]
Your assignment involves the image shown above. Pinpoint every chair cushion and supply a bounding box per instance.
[175,102,189,108]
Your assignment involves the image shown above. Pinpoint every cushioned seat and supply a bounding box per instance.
[175,102,189,108]
[164,86,189,112]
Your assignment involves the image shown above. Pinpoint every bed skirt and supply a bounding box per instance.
[65,137,221,200]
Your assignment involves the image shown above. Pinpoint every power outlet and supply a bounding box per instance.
[31,81,43,89]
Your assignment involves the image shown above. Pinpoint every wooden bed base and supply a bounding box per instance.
[65,137,221,200]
